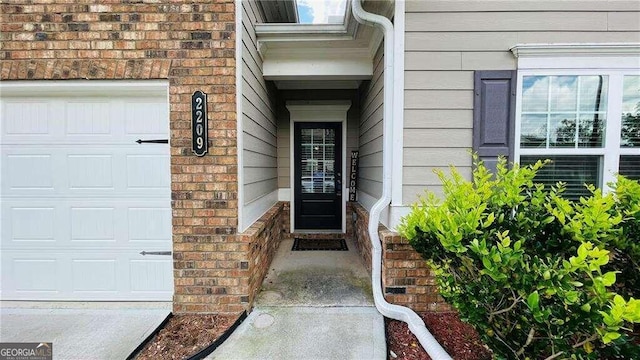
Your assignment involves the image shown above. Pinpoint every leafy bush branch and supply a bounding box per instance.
[399,157,640,359]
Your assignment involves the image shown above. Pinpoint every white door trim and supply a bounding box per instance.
[286,101,351,233]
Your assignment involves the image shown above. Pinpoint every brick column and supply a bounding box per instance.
[1,0,244,314]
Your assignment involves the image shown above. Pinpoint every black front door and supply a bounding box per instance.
[294,122,342,230]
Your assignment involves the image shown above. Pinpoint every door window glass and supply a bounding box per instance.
[300,128,336,193]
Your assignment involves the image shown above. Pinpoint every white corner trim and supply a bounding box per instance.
[391,0,404,207]
[357,190,390,228]
[389,204,411,232]
[235,0,245,232]
[510,43,640,58]
[278,188,291,201]
[242,190,279,232]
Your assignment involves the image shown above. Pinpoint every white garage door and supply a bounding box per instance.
[1,82,173,301]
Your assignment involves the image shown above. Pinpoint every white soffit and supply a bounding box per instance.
[262,48,372,80]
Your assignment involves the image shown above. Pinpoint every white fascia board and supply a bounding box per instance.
[511,43,640,57]
[511,43,640,70]
[256,23,350,38]
[511,43,640,69]
[274,80,362,90]
[263,48,373,80]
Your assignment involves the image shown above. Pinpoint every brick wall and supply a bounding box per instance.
[242,202,287,307]
[351,203,451,312]
[0,0,242,314]
[351,203,373,273]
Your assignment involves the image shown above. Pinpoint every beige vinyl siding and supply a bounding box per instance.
[358,44,384,200]
[242,0,277,206]
[276,90,360,189]
[402,0,640,204]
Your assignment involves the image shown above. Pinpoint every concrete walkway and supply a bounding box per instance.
[208,237,386,360]
[0,301,170,360]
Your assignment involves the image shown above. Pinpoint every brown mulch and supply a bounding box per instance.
[135,314,238,360]
[386,312,492,360]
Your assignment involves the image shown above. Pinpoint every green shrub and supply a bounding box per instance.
[399,157,640,359]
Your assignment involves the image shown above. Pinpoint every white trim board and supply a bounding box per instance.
[392,0,405,207]
[0,80,169,97]
[511,43,640,70]
[287,101,351,233]
[235,0,246,232]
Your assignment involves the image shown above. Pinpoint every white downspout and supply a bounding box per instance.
[351,0,452,358]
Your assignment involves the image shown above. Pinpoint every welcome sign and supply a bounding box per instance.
[349,151,359,202]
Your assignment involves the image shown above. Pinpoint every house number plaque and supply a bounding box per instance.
[191,90,208,156]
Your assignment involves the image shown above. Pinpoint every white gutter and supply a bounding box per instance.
[351,0,452,358]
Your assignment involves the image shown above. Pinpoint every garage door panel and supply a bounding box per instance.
[128,207,172,242]
[2,199,170,250]
[130,259,173,294]
[71,207,117,242]
[68,155,115,189]
[12,258,60,293]
[2,250,172,300]
[2,99,52,136]
[72,259,118,293]
[66,100,113,135]
[10,207,56,241]
[4,154,55,190]
[124,99,169,136]
[2,146,169,198]
[126,154,171,189]
[2,97,168,145]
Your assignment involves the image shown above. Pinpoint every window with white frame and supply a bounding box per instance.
[516,70,640,199]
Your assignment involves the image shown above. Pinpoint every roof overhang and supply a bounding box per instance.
[255,0,393,84]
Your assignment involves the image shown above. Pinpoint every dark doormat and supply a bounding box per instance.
[292,238,348,251]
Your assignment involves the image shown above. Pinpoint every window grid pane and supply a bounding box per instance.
[621,75,640,148]
[300,128,335,194]
[619,155,640,181]
[521,75,607,149]
[520,155,601,200]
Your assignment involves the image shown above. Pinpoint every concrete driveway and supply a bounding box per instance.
[0,302,170,360]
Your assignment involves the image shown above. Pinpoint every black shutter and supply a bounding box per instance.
[473,70,516,174]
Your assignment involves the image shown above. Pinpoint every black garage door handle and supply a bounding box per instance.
[136,139,169,144]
